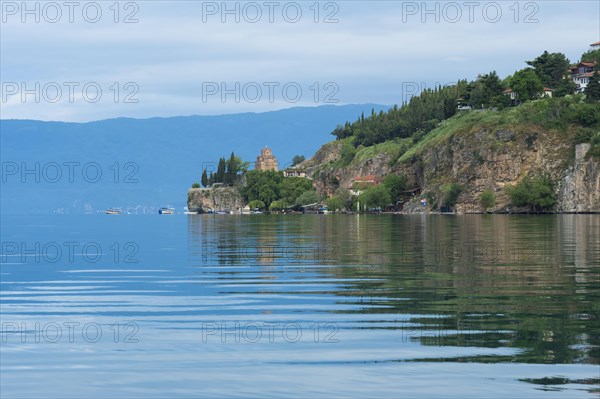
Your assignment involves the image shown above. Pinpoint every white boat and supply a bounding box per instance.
[105,208,122,215]
[159,207,175,215]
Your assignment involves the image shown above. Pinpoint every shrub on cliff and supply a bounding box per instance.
[383,174,407,203]
[506,176,556,212]
[440,183,463,208]
[587,131,600,159]
[480,190,495,211]
[191,182,200,188]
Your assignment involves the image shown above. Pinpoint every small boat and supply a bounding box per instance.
[318,206,330,214]
[105,208,122,215]
[159,207,175,215]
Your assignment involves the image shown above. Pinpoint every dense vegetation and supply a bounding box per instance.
[331,50,599,149]
[480,190,495,211]
[241,170,318,210]
[506,176,557,212]
[191,47,600,213]
[198,152,250,188]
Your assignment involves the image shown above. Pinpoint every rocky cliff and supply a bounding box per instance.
[187,187,245,213]
[558,143,600,212]
[302,119,600,213]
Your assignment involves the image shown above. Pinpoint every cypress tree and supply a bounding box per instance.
[216,158,226,183]
[585,73,600,102]
[201,169,208,187]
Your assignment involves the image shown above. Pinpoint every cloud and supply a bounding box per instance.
[1,1,598,121]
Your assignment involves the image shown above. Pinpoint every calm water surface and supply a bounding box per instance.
[1,214,599,398]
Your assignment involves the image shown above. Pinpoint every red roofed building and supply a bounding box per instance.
[571,61,598,93]
[591,41,600,49]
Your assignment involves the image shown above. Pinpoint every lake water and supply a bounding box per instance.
[1,214,599,398]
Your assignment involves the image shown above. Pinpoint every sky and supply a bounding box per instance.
[1,0,599,121]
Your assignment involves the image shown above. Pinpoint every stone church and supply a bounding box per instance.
[254,147,278,171]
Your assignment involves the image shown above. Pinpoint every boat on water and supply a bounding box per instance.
[158,207,175,215]
[105,208,122,215]
[318,206,330,214]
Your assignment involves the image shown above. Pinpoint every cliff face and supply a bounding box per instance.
[187,187,245,213]
[558,144,600,212]
[304,124,600,213]
[302,141,395,196]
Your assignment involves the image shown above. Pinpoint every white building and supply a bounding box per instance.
[571,61,597,93]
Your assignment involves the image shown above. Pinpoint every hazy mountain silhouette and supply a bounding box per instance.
[1,104,390,213]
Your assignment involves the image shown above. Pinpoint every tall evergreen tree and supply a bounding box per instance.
[201,169,208,187]
[225,152,237,185]
[208,171,214,186]
[585,73,600,102]
[216,158,226,183]
[526,51,571,89]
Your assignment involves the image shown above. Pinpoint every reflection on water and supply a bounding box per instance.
[1,214,599,398]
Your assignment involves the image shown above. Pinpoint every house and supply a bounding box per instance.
[542,87,554,98]
[350,175,380,196]
[571,61,598,93]
[503,88,517,101]
[502,87,553,104]
[591,41,600,50]
[284,169,307,178]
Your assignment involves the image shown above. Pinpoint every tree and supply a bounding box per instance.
[248,200,265,210]
[269,200,289,212]
[201,169,208,187]
[236,156,251,173]
[524,51,576,97]
[216,158,226,183]
[192,182,200,188]
[554,79,577,98]
[382,174,407,203]
[291,155,305,166]
[225,152,237,185]
[511,68,543,102]
[280,177,313,204]
[506,176,556,212]
[208,171,215,186]
[526,51,571,90]
[294,190,320,207]
[241,170,283,208]
[358,185,391,211]
[581,49,600,65]
[440,183,463,208]
[334,187,355,211]
[466,71,504,109]
[329,80,469,147]
[480,190,495,211]
[325,196,345,212]
[585,73,600,102]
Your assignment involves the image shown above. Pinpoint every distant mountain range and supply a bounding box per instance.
[0,104,390,214]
